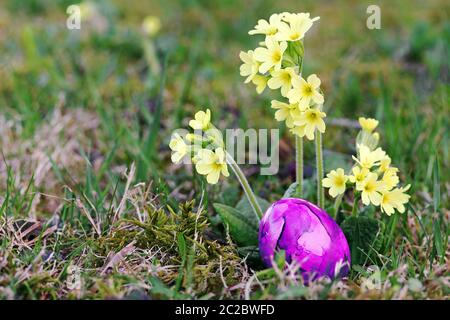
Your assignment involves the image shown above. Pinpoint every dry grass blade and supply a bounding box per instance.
[113,162,136,223]
[75,198,101,236]
[101,240,137,275]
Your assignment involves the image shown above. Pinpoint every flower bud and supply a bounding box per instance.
[142,16,161,37]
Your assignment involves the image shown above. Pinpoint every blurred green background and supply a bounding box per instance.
[0,0,448,193]
[0,0,448,300]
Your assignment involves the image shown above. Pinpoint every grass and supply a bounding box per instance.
[0,0,448,299]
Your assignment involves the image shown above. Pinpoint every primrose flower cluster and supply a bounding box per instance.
[322,117,411,216]
[169,109,230,185]
[240,12,325,140]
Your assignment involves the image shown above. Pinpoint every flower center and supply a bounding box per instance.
[382,194,389,204]
[307,111,318,122]
[281,72,291,83]
[302,84,313,96]
[364,182,375,193]
[334,176,344,187]
[268,27,278,35]
[290,32,300,40]
[360,159,371,168]
[272,51,281,63]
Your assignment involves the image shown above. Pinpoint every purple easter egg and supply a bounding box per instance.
[259,198,351,280]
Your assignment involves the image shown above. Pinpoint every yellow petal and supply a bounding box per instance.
[307,74,321,88]
[206,170,221,184]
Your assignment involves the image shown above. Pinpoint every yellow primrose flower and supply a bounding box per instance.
[189,109,211,130]
[349,166,369,188]
[292,108,326,140]
[380,185,411,215]
[276,13,320,42]
[169,133,188,164]
[353,144,386,169]
[382,167,400,190]
[239,50,259,83]
[279,12,294,22]
[359,117,379,132]
[195,148,230,184]
[142,16,161,37]
[251,74,268,94]
[249,14,282,36]
[268,67,297,96]
[287,74,324,108]
[357,172,385,206]
[290,125,306,138]
[322,168,348,198]
[271,100,301,128]
[379,155,391,172]
[254,36,287,73]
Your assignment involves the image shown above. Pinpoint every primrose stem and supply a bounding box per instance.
[315,131,325,208]
[225,152,263,221]
[295,135,303,197]
[352,193,359,217]
[333,193,344,219]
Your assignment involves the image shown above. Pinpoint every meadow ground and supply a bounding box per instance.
[0,0,448,299]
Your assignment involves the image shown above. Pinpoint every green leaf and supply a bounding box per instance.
[276,285,308,299]
[237,246,259,258]
[177,233,187,259]
[219,186,240,208]
[283,180,316,200]
[433,219,444,261]
[433,154,440,213]
[351,264,366,274]
[283,182,301,199]
[235,195,270,226]
[175,233,187,290]
[341,216,381,265]
[275,250,286,269]
[213,203,258,247]
[237,246,263,267]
